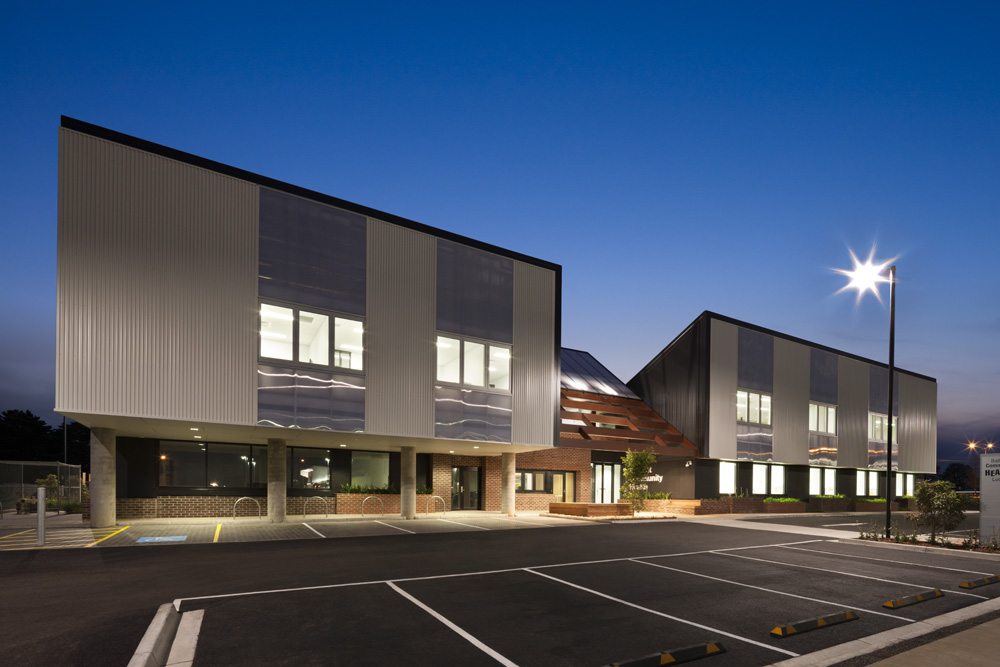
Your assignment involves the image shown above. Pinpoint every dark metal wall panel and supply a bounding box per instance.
[561,348,638,399]
[512,262,557,446]
[773,338,809,465]
[869,366,899,416]
[809,348,839,405]
[708,319,738,459]
[365,219,436,438]
[259,188,367,315]
[898,373,937,473]
[837,356,870,468]
[628,316,710,454]
[56,128,258,424]
[737,327,774,393]
[436,239,513,343]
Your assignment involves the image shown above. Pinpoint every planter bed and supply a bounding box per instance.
[764,501,807,513]
[549,502,633,517]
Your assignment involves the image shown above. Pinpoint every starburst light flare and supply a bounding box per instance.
[833,246,896,306]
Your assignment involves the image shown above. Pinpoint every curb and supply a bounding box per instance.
[127,603,180,667]
[834,538,1000,563]
[764,596,1000,667]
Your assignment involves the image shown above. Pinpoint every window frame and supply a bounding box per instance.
[736,389,772,426]
[259,300,365,375]
[867,413,898,444]
[809,402,837,435]
[435,332,511,393]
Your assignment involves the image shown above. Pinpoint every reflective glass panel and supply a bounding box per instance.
[464,341,485,387]
[207,443,252,489]
[298,311,329,365]
[260,304,294,360]
[289,449,331,489]
[437,337,460,383]
[334,317,364,370]
[489,346,511,390]
[159,441,206,487]
[351,452,390,488]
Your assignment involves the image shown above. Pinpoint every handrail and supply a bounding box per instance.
[361,495,384,518]
[426,495,446,515]
[303,495,329,518]
[233,496,262,520]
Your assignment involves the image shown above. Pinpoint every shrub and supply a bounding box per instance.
[338,482,398,494]
[911,480,966,545]
[62,501,83,514]
[854,498,886,503]
[647,492,671,500]
[620,448,659,513]
[764,497,802,503]
[814,494,846,499]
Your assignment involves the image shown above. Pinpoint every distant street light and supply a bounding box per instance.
[836,245,898,539]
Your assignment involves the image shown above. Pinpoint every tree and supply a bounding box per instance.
[941,463,973,490]
[911,480,966,544]
[0,410,54,461]
[620,448,658,514]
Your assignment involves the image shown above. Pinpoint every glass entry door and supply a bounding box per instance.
[551,472,576,503]
[591,463,621,503]
[451,467,481,510]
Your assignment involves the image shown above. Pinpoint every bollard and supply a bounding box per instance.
[37,487,45,546]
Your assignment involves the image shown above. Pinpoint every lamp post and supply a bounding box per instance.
[967,441,995,491]
[836,247,898,539]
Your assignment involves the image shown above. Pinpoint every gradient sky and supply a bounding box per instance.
[2,2,997,467]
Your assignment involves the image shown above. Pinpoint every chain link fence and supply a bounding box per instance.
[1,461,83,514]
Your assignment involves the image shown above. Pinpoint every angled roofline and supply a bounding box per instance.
[630,310,936,384]
[60,116,561,273]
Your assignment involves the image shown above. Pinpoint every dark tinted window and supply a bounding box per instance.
[436,239,513,343]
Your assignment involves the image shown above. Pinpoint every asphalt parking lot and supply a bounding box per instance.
[175,529,1000,667]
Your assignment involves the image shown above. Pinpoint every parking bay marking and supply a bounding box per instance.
[526,569,799,658]
[375,520,415,534]
[387,582,519,667]
[631,558,913,622]
[778,545,997,576]
[302,523,325,538]
[714,551,989,600]
[437,518,490,531]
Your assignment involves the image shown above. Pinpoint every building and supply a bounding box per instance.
[56,117,563,526]
[627,312,937,501]
[56,119,938,524]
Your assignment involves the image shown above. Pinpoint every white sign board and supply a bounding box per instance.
[980,454,1000,540]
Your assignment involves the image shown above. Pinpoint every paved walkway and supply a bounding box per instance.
[866,616,1000,666]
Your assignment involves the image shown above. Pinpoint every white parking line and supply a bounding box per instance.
[302,523,325,538]
[822,522,862,527]
[387,582,518,666]
[526,569,799,658]
[777,545,996,576]
[714,551,990,599]
[376,521,415,534]
[631,558,913,622]
[438,518,489,531]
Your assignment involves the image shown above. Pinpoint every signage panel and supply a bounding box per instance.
[980,454,1000,540]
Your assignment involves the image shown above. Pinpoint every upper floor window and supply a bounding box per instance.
[868,413,897,444]
[736,390,771,425]
[436,335,510,390]
[260,302,363,371]
[809,403,837,435]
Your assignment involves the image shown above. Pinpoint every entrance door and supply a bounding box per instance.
[552,474,565,503]
[451,467,481,510]
[591,463,621,503]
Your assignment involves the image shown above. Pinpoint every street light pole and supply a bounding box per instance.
[885,265,896,539]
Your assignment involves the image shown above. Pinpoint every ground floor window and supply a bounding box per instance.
[158,441,268,489]
[868,470,879,496]
[516,470,575,502]
[752,464,768,495]
[351,451,389,488]
[770,465,785,495]
[719,461,736,495]
[592,462,621,503]
[895,472,915,497]
[811,466,836,495]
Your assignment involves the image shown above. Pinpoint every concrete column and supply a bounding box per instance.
[90,427,117,528]
[401,446,416,519]
[501,452,516,517]
[267,439,287,523]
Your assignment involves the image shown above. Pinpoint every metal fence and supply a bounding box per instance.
[0,461,83,513]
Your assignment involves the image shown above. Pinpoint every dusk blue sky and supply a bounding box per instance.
[2,2,997,467]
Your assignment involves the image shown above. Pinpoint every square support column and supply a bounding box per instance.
[90,427,117,528]
[401,446,416,519]
[267,439,287,523]
[501,452,516,516]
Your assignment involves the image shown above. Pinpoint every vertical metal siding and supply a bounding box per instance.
[364,219,436,437]
[773,338,809,464]
[56,129,258,424]
[837,357,869,468]
[898,374,937,473]
[708,319,738,459]
[512,262,557,446]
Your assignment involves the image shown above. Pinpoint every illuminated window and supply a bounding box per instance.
[809,467,821,495]
[770,465,785,495]
[824,468,836,495]
[737,390,771,426]
[809,403,837,435]
[260,302,362,371]
[856,470,866,496]
[868,413,897,444]
[436,335,511,391]
[868,470,879,496]
[719,461,737,495]
[752,464,768,494]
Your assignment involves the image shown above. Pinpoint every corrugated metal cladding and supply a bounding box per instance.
[511,262,556,446]
[898,373,937,473]
[772,338,809,464]
[364,219,436,438]
[708,319,738,459]
[837,356,869,468]
[561,348,638,398]
[56,129,258,424]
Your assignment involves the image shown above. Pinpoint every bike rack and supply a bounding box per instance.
[303,495,330,518]
[426,495,446,515]
[361,496,384,518]
[233,496,261,520]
